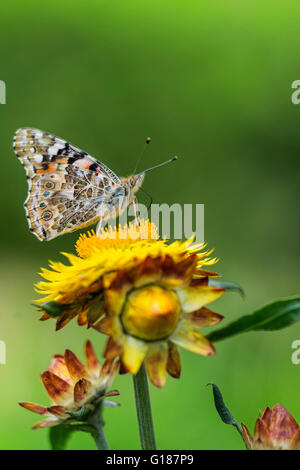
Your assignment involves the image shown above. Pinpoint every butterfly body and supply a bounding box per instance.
[14,128,144,241]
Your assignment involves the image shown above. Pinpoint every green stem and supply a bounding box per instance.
[91,425,110,451]
[133,363,156,450]
[87,406,110,450]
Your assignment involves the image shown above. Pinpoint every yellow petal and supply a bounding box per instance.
[170,319,215,356]
[145,342,168,388]
[177,285,225,313]
[104,277,129,317]
[121,336,148,374]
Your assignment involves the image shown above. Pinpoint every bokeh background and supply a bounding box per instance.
[0,0,300,450]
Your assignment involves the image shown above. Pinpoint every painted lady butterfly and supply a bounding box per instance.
[14,128,176,241]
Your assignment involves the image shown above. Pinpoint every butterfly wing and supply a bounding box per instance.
[14,128,123,241]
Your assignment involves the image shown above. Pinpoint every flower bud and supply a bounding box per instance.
[122,285,181,341]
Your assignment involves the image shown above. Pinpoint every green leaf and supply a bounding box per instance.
[207,296,300,342]
[208,279,245,298]
[36,301,63,318]
[207,383,242,434]
[49,425,73,450]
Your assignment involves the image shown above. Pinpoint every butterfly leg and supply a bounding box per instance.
[96,215,104,236]
[132,196,140,226]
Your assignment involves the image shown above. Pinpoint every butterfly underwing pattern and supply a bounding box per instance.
[13,128,145,241]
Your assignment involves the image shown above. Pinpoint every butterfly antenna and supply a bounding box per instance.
[140,187,153,210]
[140,156,178,175]
[133,137,151,174]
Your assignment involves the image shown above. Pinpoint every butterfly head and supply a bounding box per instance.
[129,172,145,193]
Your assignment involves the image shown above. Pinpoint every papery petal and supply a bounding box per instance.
[187,306,223,328]
[93,316,113,334]
[39,312,51,321]
[47,405,67,417]
[258,406,272,428]
[189,277,209,287]
[145,342,168,388]
[103,270,131,290]
[290,428,300,450]
[56,311,78,331]
[103,271,131,317]
[121,336,148,374]
[41,371,72,404]
[33,417,59,429]
[64,349,87,382]
[77,309,88,326]
[119,359,129,375]
[104,336,124,361]
[269,404,299,437]
[48,355,71,383]
[177,286,225,313]
[103,400,120,407]
[77,281,103,296]
[241,423,254,450]
[194,268,219,277]
[161,254,197,286]
[170,320,215,356]
[254,418,271,449]
[166,342,181,378]
[160,277,185,289]
[85,340,101,376]
[87,301,104,326]
[100,359,120,388]
[104,289,127,318]
[19,402,47,415]
[104,389,120,397]
[133,256,161,287]
[74,378,92,403]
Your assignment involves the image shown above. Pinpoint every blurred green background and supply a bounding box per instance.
[0,0,300,450]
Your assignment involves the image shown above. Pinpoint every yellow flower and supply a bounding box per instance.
[35,219,225,388]
[19,341,119,429]
[242,404,300,450]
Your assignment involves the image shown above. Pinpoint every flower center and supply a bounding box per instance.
[121,285,181,341]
